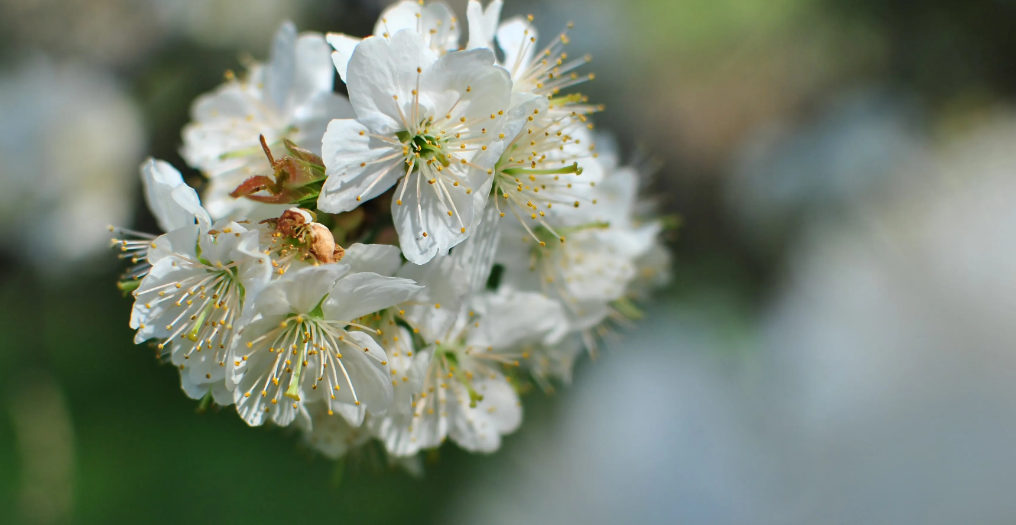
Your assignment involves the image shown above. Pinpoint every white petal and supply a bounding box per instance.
[318,119,405,213]
[140,158,209,232]
[290,91,354,151]
[341,243,403,276]
[180,80,273,179]
[291,32,337,109]
[141,158,190,232]
[264,21,297,113]
[146,224,199,266]
[527,334,584,384]
[372,1,422,38]
[370,347,444,455]
[372,1,460,52]
[447,368,521,453]
[256,263,351,316]
[466,0,503,50]
[301,402,371,459]
[370,409,424,456]
[497,17,538,80]
[330,330,395,425]
[326,33,361,83]
[179,369,210,401]
[419,2,461,52]
[451,203,503,293]
[383,326,430,416]
[469,289,569,349]
[419,47,510,123]
[232,230,273,315]
[130,256,201,339]
[170,183,211,230]
[197,220,246,266]
[391,169,476,264]
[210,381,234,406]
[323,272,422,322]
[397,255,470,339]
[346,30,437,134]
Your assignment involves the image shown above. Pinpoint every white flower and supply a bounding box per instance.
[318,30,524,264]
[489,104,606,238]
[230,263,422,427]
[495,164,660,332]
[326,0,462,83]
[181,21,353,221]
[130,179,272,404]
[0,59,144,273]
[371,288,566,456]
[466,1,596,106]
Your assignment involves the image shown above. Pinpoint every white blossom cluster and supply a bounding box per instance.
[113,0,670,465]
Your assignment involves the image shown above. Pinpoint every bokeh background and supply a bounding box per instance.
[3,0,1016,523]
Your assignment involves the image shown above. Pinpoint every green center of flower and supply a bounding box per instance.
[396,130,449,167]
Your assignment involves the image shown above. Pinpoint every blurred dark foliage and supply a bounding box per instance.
[826,0,1016,100]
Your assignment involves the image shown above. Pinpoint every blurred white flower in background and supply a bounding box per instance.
[0,0,166,67]
[0,59,144,274]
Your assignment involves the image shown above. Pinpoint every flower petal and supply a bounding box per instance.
[447,368,522,452]
[256,263,351,316]
[291,32,337,109]
[325,33,361,83]
[419,47,510,123]
[264,21,297,113]
[140,158,210,232]
[300,402,371,458]
[466,0,503,50]
[397,255,469,339]
[342,243,403,276]
[318,119,405,213]
[323,272,422,322]
[468,288,569,348]
[451,203,503,293]
[391,167,478,264]
[346,30,437,134]
[327,330,395,425]
[497,17,538,80]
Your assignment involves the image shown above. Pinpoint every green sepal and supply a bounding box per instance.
[196,390,213,413]
[117,279,141,295]
[309,293,329,319]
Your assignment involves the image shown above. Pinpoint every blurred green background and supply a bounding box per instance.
[4,0,1016,524]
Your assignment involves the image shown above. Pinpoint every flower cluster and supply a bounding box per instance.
[113,1,670,466]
